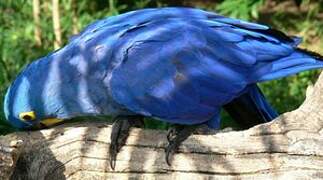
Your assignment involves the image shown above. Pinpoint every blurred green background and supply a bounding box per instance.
[0,0,322,135]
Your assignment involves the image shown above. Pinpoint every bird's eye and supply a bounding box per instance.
[19,111,36,121]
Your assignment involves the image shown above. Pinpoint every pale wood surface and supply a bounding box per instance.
[1,72,323,180]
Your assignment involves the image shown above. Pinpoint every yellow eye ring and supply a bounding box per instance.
[19,111,36,121]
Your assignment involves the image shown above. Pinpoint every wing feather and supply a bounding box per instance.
[107,8,321,126]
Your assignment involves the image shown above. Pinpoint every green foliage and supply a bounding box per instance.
[216,0,264,20]
[259,70,320,113]
[0,0,322,135]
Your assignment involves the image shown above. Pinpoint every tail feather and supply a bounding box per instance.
[256,48,323,82]
[225,48,323,129]
[223,85,278,129]
[296,48,323,60]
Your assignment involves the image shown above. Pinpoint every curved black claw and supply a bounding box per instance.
[165,125,199,166]
[109,116,144,170]
[165,139,178,166]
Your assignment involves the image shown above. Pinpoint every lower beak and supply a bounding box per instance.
[40,118,64,127]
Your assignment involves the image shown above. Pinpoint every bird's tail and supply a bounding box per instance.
[255,48,323,82]
[223,85,278,129]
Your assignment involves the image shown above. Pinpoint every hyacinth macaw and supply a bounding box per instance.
[4,7,323,168]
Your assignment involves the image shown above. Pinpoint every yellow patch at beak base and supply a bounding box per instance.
[41,118,64,127]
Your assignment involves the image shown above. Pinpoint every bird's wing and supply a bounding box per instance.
[108,16,323,126]
[74,7,273,43]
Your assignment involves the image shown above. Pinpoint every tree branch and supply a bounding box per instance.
[1,72,323,179]
[52,0,62,49]
[33,0,42,47]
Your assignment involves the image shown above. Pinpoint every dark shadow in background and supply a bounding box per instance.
[10,131,66,180]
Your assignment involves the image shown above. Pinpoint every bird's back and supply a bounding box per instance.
[7,7,322,128]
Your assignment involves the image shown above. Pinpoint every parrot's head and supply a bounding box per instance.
[3,59,64,130]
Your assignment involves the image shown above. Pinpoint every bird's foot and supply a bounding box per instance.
[165,124,200,166]
[109,115,144,170]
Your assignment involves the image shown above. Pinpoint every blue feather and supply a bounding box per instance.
[4,7,323,130]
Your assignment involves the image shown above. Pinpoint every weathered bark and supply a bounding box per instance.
[0,139,22,180]
[32,0,42,46]
[52,0,62,49]
[1,72,323,179]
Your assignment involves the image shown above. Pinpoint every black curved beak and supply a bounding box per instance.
[27,123,47,130]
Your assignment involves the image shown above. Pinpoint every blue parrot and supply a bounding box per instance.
[4,7,323,168]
